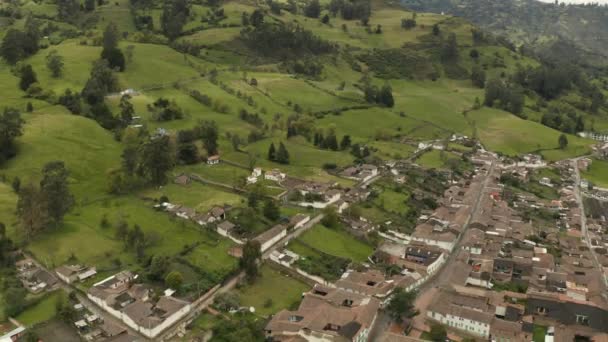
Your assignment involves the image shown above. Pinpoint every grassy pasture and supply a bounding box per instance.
[237,264,309,317]
[140,181,244,212]
[468,107,592,160]
[297,224,373,262]
[3,111,121,199]
[16,291,63,326]
[583,159,608,188]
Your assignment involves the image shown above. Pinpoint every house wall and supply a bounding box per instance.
[297,193,341,209]
[260,229,287,252]
[293,217,310,230]
[466,276,492,289]
[409,236,455,252]
[87,293,192,338]
[55,272,76,284]
[427,310,490,338]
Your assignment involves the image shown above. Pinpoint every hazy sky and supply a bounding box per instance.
[536,0,608,3]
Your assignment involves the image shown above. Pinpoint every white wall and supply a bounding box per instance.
[260,229,287,252]
[427,311,490,338]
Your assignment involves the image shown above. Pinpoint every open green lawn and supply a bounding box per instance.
[583,159,608,188]
[469,107,592,160]
[16,291,63,326]
[177,163,250,187]
[229,136,355,182]
[27,195,237,272]
[25,41,101,93]
[316,107,421,142]
[416,150,445,169]
[184,238,238,277]
[297,224,373,262]
[238,264,309,317]
[2,110,121,202]
[374,188,409,214]
[140,181,244,212]
[370,141,417,160]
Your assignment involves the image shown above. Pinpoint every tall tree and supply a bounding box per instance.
[304,0,321,18]
[276,142,290,164]
[23,16,40,55]
[440,33,458,62]
[161,0,190,40]
[340,135,351,150]
[0,29,27,64]
[379,84,394,107]
[17,183,49,240]
[138,135,173,186]
[103,23,120,51]
[82,59,118,105]
[19,65,37,91]
[119,94,134,126]
[57,0,80,22]
[268,142,276,161]
[0,107,24,164]
[558,134,568,149]
[263,199,280,221]
[198,120,219,156]
[40,161,74,227]
[46,50,65,78]
[471,64,486,88]
[240,240,261,282]
[386,288,418,322]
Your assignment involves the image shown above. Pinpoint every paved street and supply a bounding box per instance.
[572,158,608,294]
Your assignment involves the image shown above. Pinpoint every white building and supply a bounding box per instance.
[254,224,287,252]
[426,292,493,338]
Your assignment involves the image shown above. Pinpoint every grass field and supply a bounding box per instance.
[2,110,121,198]
[26,195,237,272]
[416,150,446,169]
[583,159,608,188]
[296,224,373,262]
[468,107,592,160]
[238,264,309,317]
[184,239,238,277]
[374,188,410,214]
[140,181,244,212]
[16,291,63,326]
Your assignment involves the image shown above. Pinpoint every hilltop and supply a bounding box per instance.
[400,0,608,68]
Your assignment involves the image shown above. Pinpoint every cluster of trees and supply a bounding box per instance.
[350,143,371,160]
[81,59,121,128]
[116,220,148,260]
[238,108,264,128]
[267,142,290,164]
[148,98,184,122]
[110,133,173,193]
[328,0,371,21]
[364,84,394,107]
[240,22,335,60]
[0,108,24,164]
[240,240,261,282]
[161,0,190,40]
[284,59,324,78]
[0,16,40,64]
[100,23,126,72]
[57,0,80,22]
[540,103,585,134]
[313,128,351,151]
[16,161,74,240]
[484,79,525,116]
[471,65,486,88]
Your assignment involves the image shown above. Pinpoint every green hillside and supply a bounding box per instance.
[0,0,607,333]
